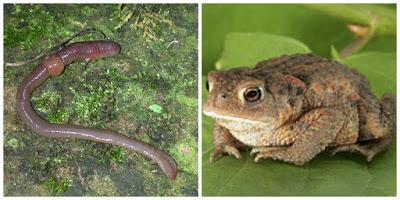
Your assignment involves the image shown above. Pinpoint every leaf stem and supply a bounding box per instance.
[339,13,378,58]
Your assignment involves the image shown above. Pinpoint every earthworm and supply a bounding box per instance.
[16,40,177,180]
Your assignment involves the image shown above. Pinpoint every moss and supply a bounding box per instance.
[175,93,198,107]
[31,184,51,196]
[4,67,18,83]
[31,90,62,113]
[99,146,126,165]
[149,104,163,113]
[31,90,69,123]
[52,156,64,165]
[47,109,69,124]
[5,138,24,150]
[110,147,125,164]
[169,137,198,175]
[138,133,151,143]
[68,66,123,127]
[4,4,58,49]
[45,176,72,194]
[87,174,118,196]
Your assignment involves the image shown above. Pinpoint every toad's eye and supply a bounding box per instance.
[243,87,264,102]
[205,80,214,92]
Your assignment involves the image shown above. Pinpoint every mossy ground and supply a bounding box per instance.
[4,4,198,196]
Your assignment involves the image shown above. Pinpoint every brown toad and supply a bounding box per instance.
[203,53,395,165]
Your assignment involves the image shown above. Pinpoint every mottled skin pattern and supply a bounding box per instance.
[203,53,396,165]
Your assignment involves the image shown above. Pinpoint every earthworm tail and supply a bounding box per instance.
[16,41,177,180]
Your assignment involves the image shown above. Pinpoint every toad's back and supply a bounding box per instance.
[255,54,393,142]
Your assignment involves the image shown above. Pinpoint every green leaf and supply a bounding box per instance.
[342,52,396,96]
[330,45,341,62]
[202,34,396,196]
[202,5,396,75]
[215,33,310,69]
[305,4,396,36]
[149,104,163,114]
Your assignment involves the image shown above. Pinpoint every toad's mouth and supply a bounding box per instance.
[203,110,278,147]
[203,110,267,125]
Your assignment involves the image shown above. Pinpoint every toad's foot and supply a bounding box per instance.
[331,135,392,162]
[250,146,282,156]
[250,146,288,163]
[209,145,242,163]
[331,144,375,161]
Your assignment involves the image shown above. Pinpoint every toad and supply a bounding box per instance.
[203,53,395,165]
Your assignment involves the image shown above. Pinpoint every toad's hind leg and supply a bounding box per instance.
[331,135,392,161]
[332,93,396,161]
[252,108,343,165]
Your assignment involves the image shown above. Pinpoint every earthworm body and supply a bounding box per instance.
[16,41,177,180]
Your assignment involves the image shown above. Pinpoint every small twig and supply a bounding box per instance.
[339,37,367,59]
[115,10,134,31]
[142,12,174,27]
[133,13,141,29]
[5,52,47,67]
[339,13,379,58]
[62,27,107,45]
[74,160,89,192]
[166,40,179,49]
[5,27,107,67]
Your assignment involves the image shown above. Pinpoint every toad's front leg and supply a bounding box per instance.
[210,122,247,162]
[251,108,344,165]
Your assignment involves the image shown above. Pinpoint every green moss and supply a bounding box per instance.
[52,156,64,165]
[46,109,69,124]
[99,146,126,165]
[170,137,198,175]
[4,4,125,51]
[175,93,198,107]
[118,80,158,122]
[104,66,129,82]
[87,174,118,196]
[31,91,61,113]
[31,91,70,123]
[69,68,122,127]
[120,4,176,44]
[5,5,62,50]
[5,138,24,150]
[4,67,18,83]
[149,104,163,113]
[45,176,72,194]
[70,86,107,127]
[38,144,71,168]
[110,147,125,164]
[138,133,151,143]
